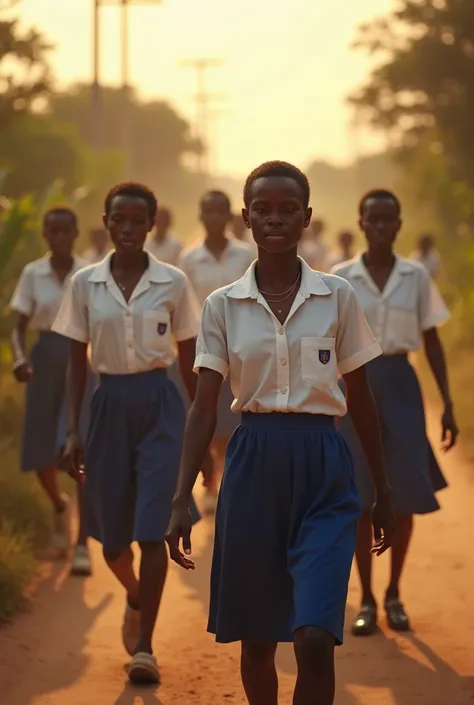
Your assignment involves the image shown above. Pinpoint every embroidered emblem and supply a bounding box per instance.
[319,349,331,365]
[157,322,168,335]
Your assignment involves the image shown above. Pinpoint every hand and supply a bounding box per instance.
[200,450,215,489]
[13,361,33,383]
[371,489,395,556]
[441,405,458,452]
[166,499,195,571]
[63,431,85,484]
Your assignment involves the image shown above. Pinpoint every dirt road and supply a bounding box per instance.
[1,406,473,705]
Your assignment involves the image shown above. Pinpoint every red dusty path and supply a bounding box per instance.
[0,406,473,705]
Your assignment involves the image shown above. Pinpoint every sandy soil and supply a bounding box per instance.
[0,406,473,705]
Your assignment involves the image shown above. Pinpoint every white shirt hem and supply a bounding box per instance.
[51,322,89,344]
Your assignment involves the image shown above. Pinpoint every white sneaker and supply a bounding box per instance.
[52,494,71,555]
[71,545,92,576]
[122,602,141,656]
[128,652,160,685]
[202,490,218,516]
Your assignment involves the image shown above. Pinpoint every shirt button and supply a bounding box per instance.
[128,341,133,348]
[280,388,287,394]
[281,359,287,366]
[278,328,284,335]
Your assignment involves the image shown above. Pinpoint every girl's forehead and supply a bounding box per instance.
[250,176,304,203]
[363,197,398,216]
[110,195,149,213]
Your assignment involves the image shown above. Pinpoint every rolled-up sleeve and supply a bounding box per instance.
[336,283,382,375]
[10,267,34,317]
[418,268,450,331]
[171,275,201,342]
[193,297,229,378]
[51,273,89,343]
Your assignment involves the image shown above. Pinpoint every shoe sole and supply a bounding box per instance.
[128,664,160,685]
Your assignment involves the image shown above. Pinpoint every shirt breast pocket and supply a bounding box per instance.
[142,310,171,352]
[301,336,336,390]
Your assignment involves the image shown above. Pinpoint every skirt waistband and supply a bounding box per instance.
[241,412,335,431]
[99,367,168,385]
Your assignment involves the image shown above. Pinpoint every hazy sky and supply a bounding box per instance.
[19,0,393,177]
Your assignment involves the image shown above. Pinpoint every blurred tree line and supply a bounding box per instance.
[0,7,205,241]
[350,0,474,449]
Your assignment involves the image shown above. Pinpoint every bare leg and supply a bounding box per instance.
[386,513,414,601]
[355,510,375,605]
[104,545,140,609]
[293,627,335,705]
[135,540,168,654]
[241,641,278,705]
[75,483,88,547]
[36,466,66,512]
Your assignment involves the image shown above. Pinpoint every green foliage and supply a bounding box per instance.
[0,16,52,130]
[350,0,474,185]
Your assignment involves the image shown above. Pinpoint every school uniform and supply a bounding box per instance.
[52,251,201,555]
[175,238,255,438]
[195,257,381,645]
[145,233,183,266]
[332,255,450,515]
[10,254,91,472]
[409,248,441,279]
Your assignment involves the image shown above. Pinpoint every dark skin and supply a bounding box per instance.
[63,194,198,657]
[10,212,87,541]
[355,197,458,609]
[167,176,395,705]
[200,193,232,259]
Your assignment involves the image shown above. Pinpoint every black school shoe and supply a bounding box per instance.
[352,604,378,636]
[385,599,411,631]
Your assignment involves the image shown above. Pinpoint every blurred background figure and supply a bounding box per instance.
[146,206,183,266]
[82,226,110,265]
[410,233,441,279]
[229,212,256,252]
[298,217,329,270]
[328,230,355,268]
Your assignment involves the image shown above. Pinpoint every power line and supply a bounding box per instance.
[180,58,226,177]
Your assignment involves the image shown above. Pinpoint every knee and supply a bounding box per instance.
[103,548,125,563]
[294,626,335,662]
[241,641,277,665]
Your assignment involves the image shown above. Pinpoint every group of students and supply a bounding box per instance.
[9,161,457,704]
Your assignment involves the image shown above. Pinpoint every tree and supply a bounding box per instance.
[0,16,52,130]
[349,0,474,184]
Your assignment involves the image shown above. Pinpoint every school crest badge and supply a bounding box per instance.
[157,322,168,335]
[319,349,331,365]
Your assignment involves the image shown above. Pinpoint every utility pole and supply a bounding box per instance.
[180,58,225,177]
[91,0,162,176]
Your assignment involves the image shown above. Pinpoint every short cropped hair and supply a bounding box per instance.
[43,206,78,229]
[243,161,310,208]
[104,182,158,220]
[358,189,401,217]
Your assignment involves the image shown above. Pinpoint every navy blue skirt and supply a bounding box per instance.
[168,360,238,439]
[338,354,447,515]
[21,331,92,471]
[208,412,360,645]
[85,368,200,555]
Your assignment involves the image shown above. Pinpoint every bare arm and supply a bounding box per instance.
[423,327,458,450]
[343,365,394,553]
[62,339,88,482]
[167,367,223,568]
[11,313,32,382]
[177,337,198,401]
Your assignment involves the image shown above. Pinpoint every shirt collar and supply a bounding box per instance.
[36,253,85,276]
[227,257,331,300]
[349,253,414,279]
[88,250,173,284]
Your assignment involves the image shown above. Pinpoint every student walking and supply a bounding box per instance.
[53,182,201,684]
[333,189,458,636]
[167,162,394,705]
[10,207,91,574]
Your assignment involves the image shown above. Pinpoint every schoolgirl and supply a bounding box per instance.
[333,189,457,635]
[53,182,201,684]
[10,206,91,575]
[167,162,394,705]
